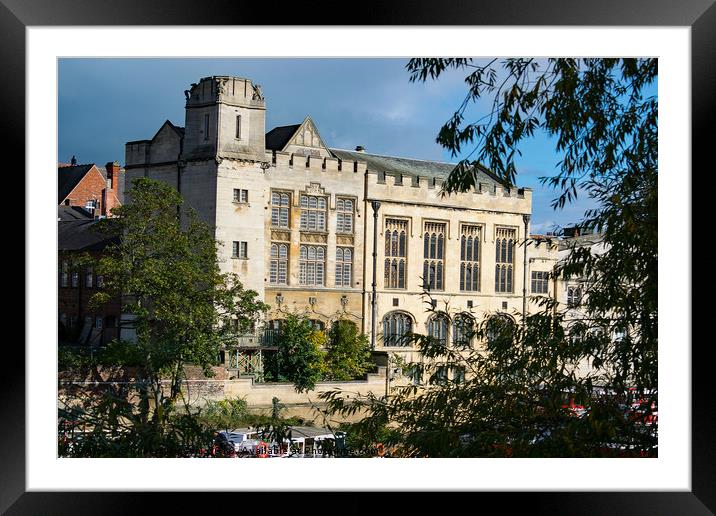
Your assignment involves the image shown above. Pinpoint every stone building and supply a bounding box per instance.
[124,75,560,378]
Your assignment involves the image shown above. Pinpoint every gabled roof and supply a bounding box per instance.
[265,124,301,151]
[152,120,185,141]
[58,164,96,204]
[265,116,331,154]
[58,219,120,252]
[329,148,509,187]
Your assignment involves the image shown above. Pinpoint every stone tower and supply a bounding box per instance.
[182,76,267,162]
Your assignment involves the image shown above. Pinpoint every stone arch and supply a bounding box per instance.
[381,311,414,347]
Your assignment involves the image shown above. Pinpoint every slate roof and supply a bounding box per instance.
[58,219,119,252]
[329,148,509,187]
[265,124,301,151]
[58,164,96,204]
[58,206,93,221]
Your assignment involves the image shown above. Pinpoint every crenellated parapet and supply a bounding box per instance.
[185,76,265,109]
[364,169,531,214]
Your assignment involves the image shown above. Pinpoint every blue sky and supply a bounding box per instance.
[59,58,599,233]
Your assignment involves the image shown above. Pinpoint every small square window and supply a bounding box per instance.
[233,189,248,203]
[502,301,508,309]
[233,241,248,259]
[467,300,473,309]
[392,298,399,307]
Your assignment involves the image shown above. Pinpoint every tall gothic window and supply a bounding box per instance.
[300,195,327,231]
[384,218,408,289]
[495,227,516,293]
[460,225,481,291]
[271,192,290,228]
[452,313,475,349]
[269,243,288,285]
[335,247,353,287]
[299,245,325,286]
[427,313,449,347]
[382,311,412,347]
[336,198,354,234]
[422,222,445,291]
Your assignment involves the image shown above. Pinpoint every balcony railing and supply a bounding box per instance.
[226,329,280,349]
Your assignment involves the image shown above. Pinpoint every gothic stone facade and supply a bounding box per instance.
[125,75,559,370]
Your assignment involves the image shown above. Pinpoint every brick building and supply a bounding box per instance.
[58,219,122,347]
[58,159,124,218]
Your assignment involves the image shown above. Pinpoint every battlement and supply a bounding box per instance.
[267,150,367,174]
[365,169,528,199]
[185,76,266,109]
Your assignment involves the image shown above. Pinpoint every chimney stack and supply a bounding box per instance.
[105,161,121,192]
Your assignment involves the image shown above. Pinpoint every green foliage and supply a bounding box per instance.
[58,346,95,369]
[59,391,215,458]
[265,313,326,392]
[60,178,269,457]
[325,320,374,381]
[197,397,250,433]
[319,58,658,457]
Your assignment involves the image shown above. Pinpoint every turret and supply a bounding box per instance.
[182,76,267,162]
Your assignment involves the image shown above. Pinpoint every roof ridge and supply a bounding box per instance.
[330,147,457,166]
[266,123,301,132]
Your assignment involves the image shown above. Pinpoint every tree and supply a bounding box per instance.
[265,313,326,392]
[324,320,373,381]
[321,58,657,457]
[61,177,269,456]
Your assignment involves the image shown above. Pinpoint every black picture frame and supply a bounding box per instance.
[5,0,710,513]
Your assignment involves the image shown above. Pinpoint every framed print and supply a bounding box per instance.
[6,0,712,513]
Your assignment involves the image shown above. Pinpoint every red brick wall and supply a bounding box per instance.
[61,165,114,217]
[58,250,122,346]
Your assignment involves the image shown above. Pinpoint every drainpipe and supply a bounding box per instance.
[370,201,381,350]
[522,214,531,330]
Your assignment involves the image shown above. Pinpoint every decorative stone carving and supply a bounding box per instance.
[252,83,264,100]
[271,230,291,242]
[304,182,325,195]
[336,235,354,246]
[300,233,328,244]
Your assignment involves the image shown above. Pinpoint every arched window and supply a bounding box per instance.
[270,243,288,285]
[567,286,582,308]
[271,192,290,228]
[335,247,353,287]
[427,313,449,347]
[486,314,516,348]
[452,313,475,349]
[385,219,408,289]
[460,224,482,292]
[264,319,283,346]
[300,194,327,231]
[495,228,515,293]
[299,245,325,286]
[423,222,446,291]
[382,311,412,347]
